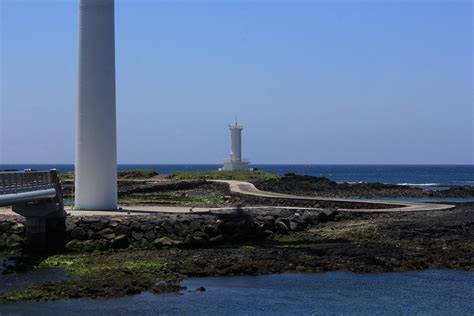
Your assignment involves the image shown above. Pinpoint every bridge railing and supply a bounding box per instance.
[0,170,56,195]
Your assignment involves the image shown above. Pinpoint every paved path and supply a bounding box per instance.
[0,180,455,217]
[211,180,455,212]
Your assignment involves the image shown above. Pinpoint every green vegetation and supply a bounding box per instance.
[118,169,159,179]
[167,170,279,182]
[59,169,159,181]
[59,171,74,180]
[39,253,166,277]
[0,251,177,303]
[119,192,240,207]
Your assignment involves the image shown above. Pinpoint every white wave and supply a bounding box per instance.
[397,183,442,187]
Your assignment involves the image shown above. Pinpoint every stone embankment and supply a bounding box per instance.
[0,208,336,252]
[0,217,25,250]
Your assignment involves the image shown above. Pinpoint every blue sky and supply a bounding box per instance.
[0,0,472,164]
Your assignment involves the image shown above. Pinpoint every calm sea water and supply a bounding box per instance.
[1,164,473,187]
[0,271,472,315]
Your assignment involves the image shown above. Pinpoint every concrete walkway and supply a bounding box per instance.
[0,180,455,217]
[211,180,455,212]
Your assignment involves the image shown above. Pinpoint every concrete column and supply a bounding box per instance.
[75,0,117,210]
[24,216,66,253]
[25,217,46,252]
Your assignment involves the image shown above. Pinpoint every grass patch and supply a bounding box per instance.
[167,170,279,182]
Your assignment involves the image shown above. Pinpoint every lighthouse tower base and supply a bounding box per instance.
[221,160,250,171]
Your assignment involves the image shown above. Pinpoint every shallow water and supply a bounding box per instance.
[1,270,472,315]
[0,257,69,294]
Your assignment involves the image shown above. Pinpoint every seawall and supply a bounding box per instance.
[0,208,337,252]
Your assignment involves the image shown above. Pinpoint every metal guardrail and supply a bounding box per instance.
[0,169,64,208]
[0,170,55,195]
[1,170,66,253]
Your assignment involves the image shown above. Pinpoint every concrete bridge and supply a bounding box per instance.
[0,170,66,251]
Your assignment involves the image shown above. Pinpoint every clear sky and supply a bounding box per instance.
[0,0,472,164]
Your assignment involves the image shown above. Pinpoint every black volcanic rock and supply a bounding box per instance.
[255,174,474,198]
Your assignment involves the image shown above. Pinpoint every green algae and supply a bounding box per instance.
[0,252,174,304]
[38,253,166,277]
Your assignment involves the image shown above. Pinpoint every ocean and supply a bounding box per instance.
[1,271,472,315]
[1,164,473,188]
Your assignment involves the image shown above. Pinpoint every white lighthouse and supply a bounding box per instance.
[222,122,250,171]
[75,0,117,210]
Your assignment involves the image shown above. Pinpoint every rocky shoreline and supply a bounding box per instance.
[0,171,472,303]
[57,174,474,210]
[1,203,473,303]
[254,174,474,198]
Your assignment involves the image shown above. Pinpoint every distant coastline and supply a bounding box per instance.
[1,164,473,188]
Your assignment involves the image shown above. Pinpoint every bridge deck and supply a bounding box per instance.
[0,170,59,207]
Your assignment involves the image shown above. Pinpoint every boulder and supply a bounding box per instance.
[204,225,218,237]
[115,225,131,236]
[161,221,174,234]
[318,209,336,222]
[81,217,101,223]
[152,237,182,248]
[110,234,129,249]
[0,222,11,234]
[89,220,107,231]
[65,240,82,251]
[262,215,275,223]
[289,215,306,231]
[10,223,25,234]
[193,231,209,241]
[103,233,116,240]
[209,234,224,243]
[261,216,275,230]
[71,227,87,240]
[97,228,114,236]
[275,220,289,234]
[108,221,120,228]
[87,230,100,240]
[131,231,143,241]
[188,220,202,232]
[144,231,156,241]
[82,240,108,252]
[140,223,154,232]
[173,222,188,237]
[130,221,141,230]
[65,221,77,232]
[193,236,208,247]
[6,234,23,248]
[264,230,274,237]
[0,233,7,248]
[183,234,208,248]
[217,221,236,234]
